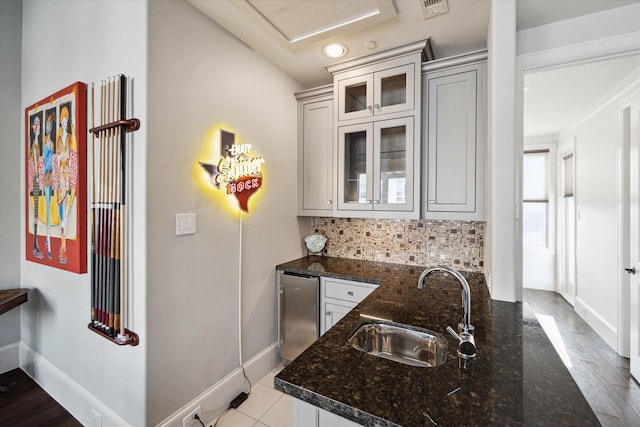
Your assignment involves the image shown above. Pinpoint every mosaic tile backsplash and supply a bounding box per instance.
[311,218,484,272]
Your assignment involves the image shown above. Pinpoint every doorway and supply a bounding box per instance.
[521,53,640,358]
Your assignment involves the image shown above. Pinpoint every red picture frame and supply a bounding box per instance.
[25,82,87,273]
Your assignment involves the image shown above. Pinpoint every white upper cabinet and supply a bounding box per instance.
[296,86,334,216]
[336,61,415,122]
[337,116,415,214]
[295,43,487,220]
[328,40,427,219]
[422,52,487,220]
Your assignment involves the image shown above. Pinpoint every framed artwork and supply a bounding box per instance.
[25,82,87,273]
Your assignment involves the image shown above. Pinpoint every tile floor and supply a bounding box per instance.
[524,289,640,427]
[207,365,291,427]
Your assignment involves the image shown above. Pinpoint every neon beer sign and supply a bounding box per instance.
[200,130,264,213]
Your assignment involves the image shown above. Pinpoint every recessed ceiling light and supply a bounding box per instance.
[323,43,348,58]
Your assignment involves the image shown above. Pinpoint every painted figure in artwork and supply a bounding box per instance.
[56,105,77,264]
[29,114,43,258]
[43,112,55,259]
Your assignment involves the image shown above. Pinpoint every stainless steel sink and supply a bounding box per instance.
[348,321,447,368]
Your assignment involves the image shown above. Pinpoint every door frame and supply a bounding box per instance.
[557,140,576,305]
[618,89,640,365]
[617,101,632,358]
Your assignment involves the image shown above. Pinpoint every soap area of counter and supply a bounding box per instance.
[274,256,599,426]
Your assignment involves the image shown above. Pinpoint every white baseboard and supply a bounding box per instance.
[523,276,556,291]
[0,342,20,374]
[157,342,280,427]
[573,297,617,351]
[19,342,131,427]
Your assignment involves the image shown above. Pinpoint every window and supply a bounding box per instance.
[523,150,549,248]
[562,153,575,286]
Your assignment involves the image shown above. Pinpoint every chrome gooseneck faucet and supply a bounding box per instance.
[418,266,476,359]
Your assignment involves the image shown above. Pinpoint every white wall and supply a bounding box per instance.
[147,1,308,424]
[558,78,640,350]
[486,0,519,302]
[20,1,148,426]
[517,4,640,58]
[0,0,23,358]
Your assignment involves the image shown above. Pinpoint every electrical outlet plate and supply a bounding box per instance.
[182,405,202,427]
[91,409,103,427]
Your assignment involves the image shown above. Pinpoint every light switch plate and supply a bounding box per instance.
[176,213,196,235]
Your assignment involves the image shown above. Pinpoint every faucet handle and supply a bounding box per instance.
[446,325,461,341]
[447,325,476,359]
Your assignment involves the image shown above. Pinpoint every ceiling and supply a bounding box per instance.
[516,0,639,30]
[188,0,491,87]
[188,0,640,137]
[524,53,640,139]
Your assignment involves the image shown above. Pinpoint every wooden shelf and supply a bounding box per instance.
[0,288,30,316]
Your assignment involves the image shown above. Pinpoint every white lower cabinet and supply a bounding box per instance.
[323,301,355,333]
[320,277,378,336]
[294,399,363,427]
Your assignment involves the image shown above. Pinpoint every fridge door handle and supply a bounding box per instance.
[279,286,285,346]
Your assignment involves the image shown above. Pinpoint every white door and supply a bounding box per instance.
[626,95,640,382]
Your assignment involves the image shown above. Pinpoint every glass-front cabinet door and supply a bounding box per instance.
[375,116,414,212]
[337,123,373,211]
[336,62,415,122]
[338,75,374,122]
[337,117,414,213]
[373,64,414,118]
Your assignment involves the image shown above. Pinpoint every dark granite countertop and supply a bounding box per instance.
[274,256,599,427]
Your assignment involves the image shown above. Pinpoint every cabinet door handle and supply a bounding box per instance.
[367,105,373,111]
[326,311,331,316]
[347,291,354,296]
[373,200,380,204]
[327,200,332,205]
[374,104,380,109]
[429,200,435,204]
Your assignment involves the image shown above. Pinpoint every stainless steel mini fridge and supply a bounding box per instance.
[278,271,319,364]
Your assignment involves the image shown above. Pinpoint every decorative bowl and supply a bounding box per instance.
[304,233,327,254]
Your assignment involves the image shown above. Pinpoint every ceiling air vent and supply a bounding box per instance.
[419,0,449,19]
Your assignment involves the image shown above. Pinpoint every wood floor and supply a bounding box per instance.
[0,368,80,427]
[524,289,640,427]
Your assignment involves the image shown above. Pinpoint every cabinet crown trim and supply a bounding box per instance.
[326,39,429,75]
[295,84,334,100]
[421,49,488,73]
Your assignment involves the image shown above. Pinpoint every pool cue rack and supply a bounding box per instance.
[87,75,139,347]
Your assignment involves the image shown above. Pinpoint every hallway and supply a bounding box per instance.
[524,289,640,426]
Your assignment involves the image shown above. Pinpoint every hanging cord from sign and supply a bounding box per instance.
[237,211,252,394]
[211,211,252,427]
